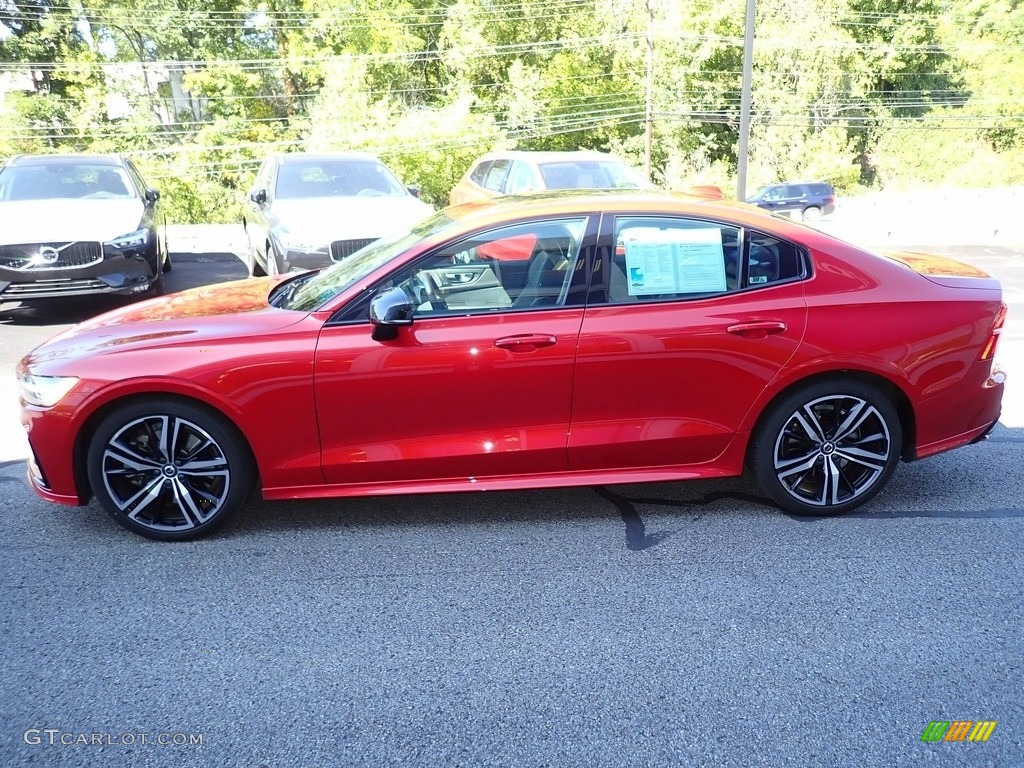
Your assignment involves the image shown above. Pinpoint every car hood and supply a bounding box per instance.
[0,199,146,243]
[270,196,434,240]
[24,277,302,368]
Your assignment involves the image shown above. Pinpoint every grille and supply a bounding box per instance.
[3,278,110,298]
[330,238,377,261]
[0,241,103,270]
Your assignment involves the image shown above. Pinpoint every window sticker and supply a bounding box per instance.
[621,227,727,296]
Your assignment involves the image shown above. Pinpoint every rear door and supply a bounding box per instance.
[568,215,808,471]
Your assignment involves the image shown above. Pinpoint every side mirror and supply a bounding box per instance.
[406,185,421,199]
[369,287,414,341]
[144,188,160,203]
[250,189,267,205]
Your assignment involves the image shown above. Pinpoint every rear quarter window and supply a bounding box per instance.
[594,217,808,305]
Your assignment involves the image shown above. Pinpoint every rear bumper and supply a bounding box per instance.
[912,364,1005,460]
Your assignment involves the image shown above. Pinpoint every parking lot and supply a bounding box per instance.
[1,197,1022,766]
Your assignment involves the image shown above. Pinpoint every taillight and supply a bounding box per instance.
[980,302,1007,361]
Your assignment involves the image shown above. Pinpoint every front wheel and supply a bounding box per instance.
[266,241,281,276]
[140,262,166,299]
[87,399,256,540]
[750,380,902,516]
[247,239,267,277]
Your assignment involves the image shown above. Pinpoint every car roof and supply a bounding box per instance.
[474,150,627,164]
[444,189,772,227]
[272,151,383,164]
[6,153,127,167]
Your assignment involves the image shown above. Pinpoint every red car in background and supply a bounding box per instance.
[18,191,1006,540]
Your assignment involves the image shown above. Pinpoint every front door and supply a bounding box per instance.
[314,216,593,487]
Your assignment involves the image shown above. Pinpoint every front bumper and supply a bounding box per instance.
[0,239,160,301]
[277,238,379,272]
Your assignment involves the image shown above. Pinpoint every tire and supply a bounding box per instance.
[141,262,166,298]
[248,240,267,277]
[802,206,822,223]
[266,242,281,276]
[163,251,172,273]
[750,379,902,516]
[87,399,256,541]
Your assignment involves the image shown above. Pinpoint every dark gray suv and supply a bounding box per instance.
[0,153,170,304]
[747,181,836,222]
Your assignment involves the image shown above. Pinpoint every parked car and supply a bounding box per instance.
[19,190,1005,540]
[242,151,433,276]
[746,181,836,222]
[449,150,652,206]
[0,153,169,304]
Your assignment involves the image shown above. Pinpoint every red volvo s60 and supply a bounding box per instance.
[17,191,1006,539]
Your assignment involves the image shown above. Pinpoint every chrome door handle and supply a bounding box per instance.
[727,321,787,338]
[495,334,557,351]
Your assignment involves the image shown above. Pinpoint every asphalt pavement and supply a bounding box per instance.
[1,207,1022,767]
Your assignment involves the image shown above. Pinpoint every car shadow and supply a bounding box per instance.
[216,422,1024,545]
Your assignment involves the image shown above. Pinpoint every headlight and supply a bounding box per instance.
[276,229,326,253]
[106,228,152,249]
[18,375,79,408]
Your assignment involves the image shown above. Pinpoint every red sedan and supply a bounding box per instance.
[17,192,1007,540]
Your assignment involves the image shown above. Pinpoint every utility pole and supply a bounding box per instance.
[644,0,654,180]
[736,0,756,201]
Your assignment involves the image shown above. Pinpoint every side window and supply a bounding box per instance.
[123,160,149,196]
[252,160,273,199]
[599,217,740,304]
[482,159,511,192]
[469,161,492,185]
[785,184,806,200]
[506,161,540,194]
[381,217,589,317]
[745,231,806,286]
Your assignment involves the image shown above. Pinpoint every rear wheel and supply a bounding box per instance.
[750,379,902,516]
[802,206,822,223]
[87,399,255,540]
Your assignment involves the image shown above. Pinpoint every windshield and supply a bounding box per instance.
[0,164,136,201]
[275,159,408,199]
[537,160,649,191]
[279,209,457,311]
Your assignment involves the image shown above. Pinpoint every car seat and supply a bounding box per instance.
[748,240,780,285]
[512,228,575,308]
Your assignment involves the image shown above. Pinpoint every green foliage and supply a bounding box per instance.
[2,0,1022,223]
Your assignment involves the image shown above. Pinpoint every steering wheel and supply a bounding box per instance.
[356,188,387,197]
[409,272,448,311]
